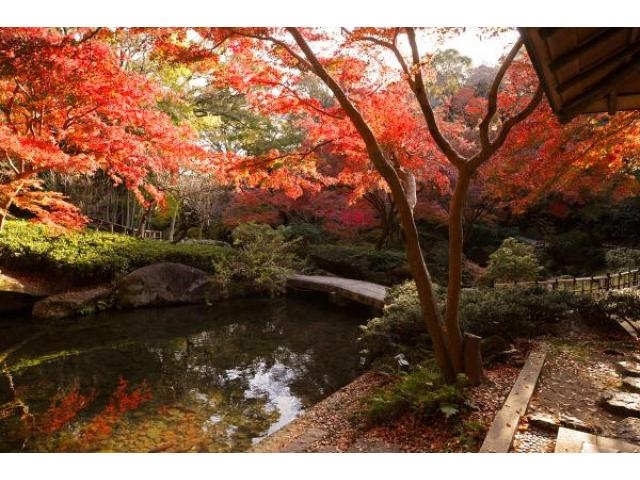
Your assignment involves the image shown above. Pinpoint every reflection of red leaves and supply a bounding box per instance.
[38,384,96,435]
[82,377,153,443]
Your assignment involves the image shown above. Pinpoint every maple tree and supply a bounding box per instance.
[0,28,204,231]
[156,27,544,382]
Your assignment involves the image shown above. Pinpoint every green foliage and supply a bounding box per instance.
[360,281,577,365]
[543,230,604,275]
[573,289,640,331]
[604,247,640,270]
[365,362,466,426]
[214,223,303,297]
[359,282,442,365]
[0,220,233,283]
[481,237,542,286]
[309,244,409,285]
[459,286,576,339]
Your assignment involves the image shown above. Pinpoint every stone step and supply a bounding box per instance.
[622,376,640,393]
[555,427,640,453]
[600,391,640,418]
[617,360,640,377]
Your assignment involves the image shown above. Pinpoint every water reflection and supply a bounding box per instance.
[0,297,367,452]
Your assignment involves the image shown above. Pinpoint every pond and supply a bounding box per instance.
[0,296,369,452]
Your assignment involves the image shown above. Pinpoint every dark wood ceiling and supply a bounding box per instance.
[519,28,640,123]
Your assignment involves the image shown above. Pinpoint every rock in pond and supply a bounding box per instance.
[115,262,220,308]
[0,272,48,315]
[32,285,113,321]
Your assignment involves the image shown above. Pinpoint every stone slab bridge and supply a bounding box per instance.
[286,274,387,312]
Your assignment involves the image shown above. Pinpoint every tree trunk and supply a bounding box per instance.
[445,170,471,374]
[288,27,457,381]
[168,198,181,242]
[0,183,23,233]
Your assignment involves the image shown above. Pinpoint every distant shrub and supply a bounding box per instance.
[214,223,303,297]
[480,237,542,286]
[544,230,604,275]
[605,247,640,270]
[0,220,233,284]
[309,244,410,285]
[365,361,466,426]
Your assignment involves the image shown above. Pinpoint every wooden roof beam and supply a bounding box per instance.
[539,27,561,40]
[561,52,640,119]
[550,28,621,71]
[557,41,640,94]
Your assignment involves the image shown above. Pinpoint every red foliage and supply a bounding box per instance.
[82,376,153,443]
[0,28,205,229]
[38,383,96,435]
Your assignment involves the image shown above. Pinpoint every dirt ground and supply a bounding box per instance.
[252,362,520,453]
[513,330,639,452]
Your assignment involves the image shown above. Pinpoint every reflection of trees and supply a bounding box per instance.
[1,297,365,452]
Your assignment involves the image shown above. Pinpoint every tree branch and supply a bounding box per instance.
[405,28,466,168]
[479,38,523,151]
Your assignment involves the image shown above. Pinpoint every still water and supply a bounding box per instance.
[0,297,367,452]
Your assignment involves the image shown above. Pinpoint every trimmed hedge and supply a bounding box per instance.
[359,281,635,365]
[0,220,234,283]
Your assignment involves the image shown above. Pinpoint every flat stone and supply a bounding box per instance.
[612,417,640,443]
[32,286,112,321]
[600,391,640,418]
[555,427,640,453]
[632,353,640,363]
[622,377,640,393]
[617,361,640,377]
[348,437,403,453]
[560,414,598,434]
[527,412,560,431]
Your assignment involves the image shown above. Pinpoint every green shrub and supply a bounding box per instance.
[573,288,640,331]
[605,247,640,270]
[480,237,542,286]
[459,286,576,339]
[543,230,604,275]
[360,281,578,365]
[214,223,303,297]
[359,281,442,366]
[365,361,466,426]
[0,220,233,283]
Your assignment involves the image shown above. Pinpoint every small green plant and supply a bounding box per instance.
[214,223,303,297]
[365,362,466,426]
[481,237,542,286]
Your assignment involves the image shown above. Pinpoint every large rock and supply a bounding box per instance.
[32,286,112,321]
[0,272,47,315]
[115,262,220,308]
[617,361,640,377]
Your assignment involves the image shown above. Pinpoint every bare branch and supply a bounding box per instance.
[229,29,313,71]
[479,38,523,151]
[469,85,544,171]
[405,28,466,169]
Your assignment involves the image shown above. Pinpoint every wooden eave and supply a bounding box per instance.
[519,27,640,123]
